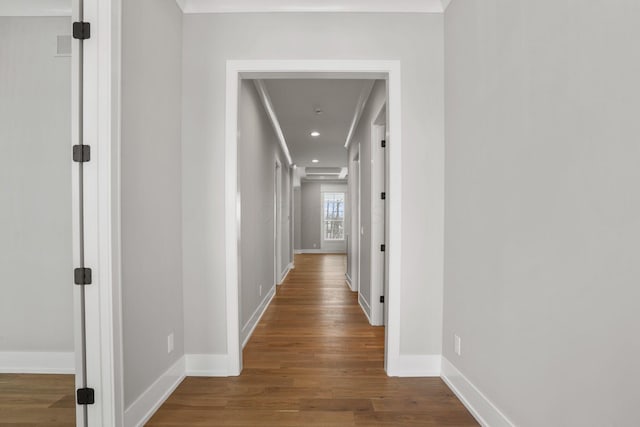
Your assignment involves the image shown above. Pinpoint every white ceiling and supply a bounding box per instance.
[264,79,369,168]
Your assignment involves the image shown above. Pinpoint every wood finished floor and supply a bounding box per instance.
[0,373,75,426]
[149,254,478,426]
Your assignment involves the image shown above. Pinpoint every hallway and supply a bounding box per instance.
[148,254,477,426]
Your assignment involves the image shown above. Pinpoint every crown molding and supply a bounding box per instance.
[0,0,71,16]
[345,80,375,149]
[175,0,447,14]
[253,80,293,166]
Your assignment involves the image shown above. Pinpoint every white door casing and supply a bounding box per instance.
[225,60,402,376]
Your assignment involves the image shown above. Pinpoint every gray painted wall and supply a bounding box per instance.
[182,13,445,355]
[121,0,184,408]
[300,182,322,250]
[347,80,386,316]
[444,1,640,425]
[0,17,73,353]
[238,80,290,343]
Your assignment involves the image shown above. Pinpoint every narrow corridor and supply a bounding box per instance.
[148,254,477,426]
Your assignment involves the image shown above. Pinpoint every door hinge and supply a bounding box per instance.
[74,268,92,285]
[381,140,386,148]
[380,244,386,252]
[381,192,386,200]
[76,388,95,405]
[380,296,385,303]
[72,22,91,40]
[73,145,90,163]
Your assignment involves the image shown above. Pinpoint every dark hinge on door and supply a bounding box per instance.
[380,244,386,252]
[380,296,385,303]
[381,192,386,200]
[74,268,92,286]
[381,140,386,148]
[72,22,91,40]
[72,145,90,162]
[76,388,95,405]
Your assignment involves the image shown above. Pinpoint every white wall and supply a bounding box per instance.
[347,80,386,319]
[121,0,184,409]
[182,13,445,356]
[443,1,640,425]
[238,80,290,345]
[0,17,74,367]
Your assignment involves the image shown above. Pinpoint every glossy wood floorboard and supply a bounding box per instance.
[150,254,478,426]
[0,373,75,426]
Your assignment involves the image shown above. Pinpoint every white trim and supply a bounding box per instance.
[226,60,402,378]
[179,0,445,14]
[388,355,441,377]
[279,262,294,284]
[0,352,75,374]
[0,0,71,16]
[185,354,231,376]
[294,249,346,254]
[345,273,355,291]
[225,61,242,377]
[274,159,283,291]
[254,80,293,166]
[441,358,515,427]
[241,286,276,348]
[345,80,375,149]
[358,293,372,324]
[123,356,186,427]
[174,0,187,12]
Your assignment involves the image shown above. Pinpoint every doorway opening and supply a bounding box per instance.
[226,60,403,376]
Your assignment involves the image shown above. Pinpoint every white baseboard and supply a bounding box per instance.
[358,293,372,324]
[185,354,231,376]
[441,357,514,427]
[294,249,346,254]
[345,273,355,291]
[241,285,276,348]
[386,354,441,377]
[124,356,186,427]
[278,262,294,284]
[0,351,75,374]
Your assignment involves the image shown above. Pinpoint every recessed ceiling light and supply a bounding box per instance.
[310,131,320,137]
[312,159,319,163]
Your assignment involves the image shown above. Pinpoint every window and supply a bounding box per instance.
[323,192,345,241]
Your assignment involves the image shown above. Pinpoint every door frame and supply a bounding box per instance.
[354,148,362,294]
[370,104,387,326]
[274,159,282,285]
[225,60,402,375]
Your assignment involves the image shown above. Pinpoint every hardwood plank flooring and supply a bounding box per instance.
[149,254,478,426]
[0,373,75,426]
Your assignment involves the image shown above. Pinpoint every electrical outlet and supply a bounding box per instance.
[259,284,262,297]
[454,334,462,356]
[167,333,174,354]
